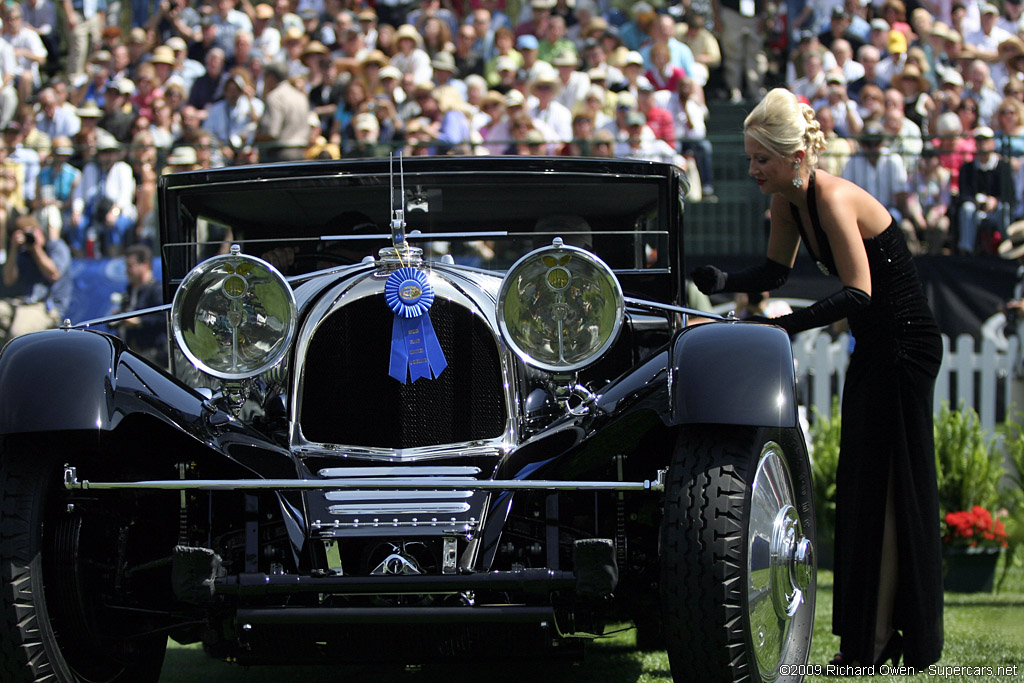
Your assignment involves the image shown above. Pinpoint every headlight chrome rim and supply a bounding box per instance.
[171,250,297,380]
[496,240,624,373]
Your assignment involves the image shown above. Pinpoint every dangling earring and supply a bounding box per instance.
[792,161,803,189]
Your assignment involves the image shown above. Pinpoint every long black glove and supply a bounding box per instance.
[764,286,871,335]
[691,259,792,295]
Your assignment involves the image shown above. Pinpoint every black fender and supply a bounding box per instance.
[0,328,208,436]
[670,321,798,428]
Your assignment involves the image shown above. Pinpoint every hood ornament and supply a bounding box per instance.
[380,153,446,383]
[379,153,423,265]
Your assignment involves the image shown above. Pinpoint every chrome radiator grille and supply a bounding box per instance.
[299,295,507,449]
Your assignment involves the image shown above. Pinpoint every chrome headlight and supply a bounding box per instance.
[497,239,624,373]
[171,248,297,380]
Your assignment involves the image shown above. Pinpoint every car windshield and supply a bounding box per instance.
[161,170,672,280]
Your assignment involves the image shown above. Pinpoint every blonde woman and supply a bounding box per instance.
[691,88,943,672]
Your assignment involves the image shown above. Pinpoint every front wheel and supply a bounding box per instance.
[0,440,168,682]
[660,426,816,683]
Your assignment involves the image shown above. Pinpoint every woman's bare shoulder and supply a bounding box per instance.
[813,171,891,234]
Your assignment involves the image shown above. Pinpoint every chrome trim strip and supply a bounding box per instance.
[63,468,663,492]
[324,490,474,501]
[317,466,482,478]
[312,519,478,534]
[327,502,472,515]
[625,296,726,321]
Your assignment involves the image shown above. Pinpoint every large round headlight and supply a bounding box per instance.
[497,239,624,373]
[172,248,297,380]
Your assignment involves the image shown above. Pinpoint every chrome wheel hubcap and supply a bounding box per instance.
[747,443,814,681]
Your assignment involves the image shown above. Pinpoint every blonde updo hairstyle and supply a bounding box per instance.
[744,88,828,170]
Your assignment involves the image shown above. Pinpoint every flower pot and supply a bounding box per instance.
[943,546,1002,593]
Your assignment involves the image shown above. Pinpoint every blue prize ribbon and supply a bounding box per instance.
[385,267,448,383]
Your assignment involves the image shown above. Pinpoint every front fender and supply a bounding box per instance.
[0,328,207,435]
[670,321,798,428]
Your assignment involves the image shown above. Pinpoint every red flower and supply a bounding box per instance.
[944,507,1009,549]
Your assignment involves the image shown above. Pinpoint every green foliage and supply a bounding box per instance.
[933,403,1003,517]
[998,419,1024,590]
[809,397,841,549]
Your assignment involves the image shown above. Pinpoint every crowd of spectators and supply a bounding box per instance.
[786,0,1024,257]
[5,0,1024,345]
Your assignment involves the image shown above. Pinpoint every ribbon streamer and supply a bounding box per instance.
[385,267,448,383]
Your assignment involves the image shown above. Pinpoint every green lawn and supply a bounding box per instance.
[158,562,1024,682]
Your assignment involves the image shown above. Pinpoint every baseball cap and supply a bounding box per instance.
[625,111,646,126]
[975,126,995,139]
[516,35,539,51]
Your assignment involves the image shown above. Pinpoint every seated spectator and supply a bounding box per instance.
[903,148,953,254]
[813,71,864,138]
[645,41,687,94]
[857,83,886,126]
[614,111,685,168]
[890,63,935,133]
[103,79,140,143]
[558,111,595,156]
[0,214,70,345]
[655,74,710,196]
[344,112,390,157]
[0,139,25,258]
[881,87,924,175]
[636,82,673,145]
[113,244,167,365]
[553,51,589,112]
[34,137,81,246]
[72,137,137,258]
[3,122,40,205]
[958,126,1012,254]
[679,10,720,90]
[35,87,81,141]
[815,105,854,178]
[842,123,908,224]
[932,110,974,194]
[962,59,1003,126]
[791,51,828,104]
[991,95,1024,158]
[2,4,47,103]
[205,70,264,163]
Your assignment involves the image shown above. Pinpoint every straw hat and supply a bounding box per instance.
[151,46,176,65]
[165,145,198,166]
[891,64,929,91]
[395,24,423,46]
[999,36,1024,62]
[75,103,103,118]
[301,41,329,59]
[361,50,388,67]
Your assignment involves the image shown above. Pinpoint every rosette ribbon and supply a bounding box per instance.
[385,267,448,383]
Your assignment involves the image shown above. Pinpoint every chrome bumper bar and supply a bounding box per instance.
[63,467,666,493]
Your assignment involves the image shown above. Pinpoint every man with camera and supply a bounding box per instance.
[0,213,71,345]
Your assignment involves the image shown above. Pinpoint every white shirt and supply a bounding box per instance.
[529,99,573,144]
[205,95,265,147]
[841,147,908,210]
[76,160,137,222]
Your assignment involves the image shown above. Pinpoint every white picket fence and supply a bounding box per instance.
[791,329,1022,432]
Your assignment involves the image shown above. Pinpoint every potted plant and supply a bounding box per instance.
[942,506,1009,592]
[934,404,1009,592]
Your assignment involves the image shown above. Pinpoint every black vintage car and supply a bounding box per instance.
[0,156,815,682]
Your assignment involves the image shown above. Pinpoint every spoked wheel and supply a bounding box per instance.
[660,426,816,683]
[0,442,168,682]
